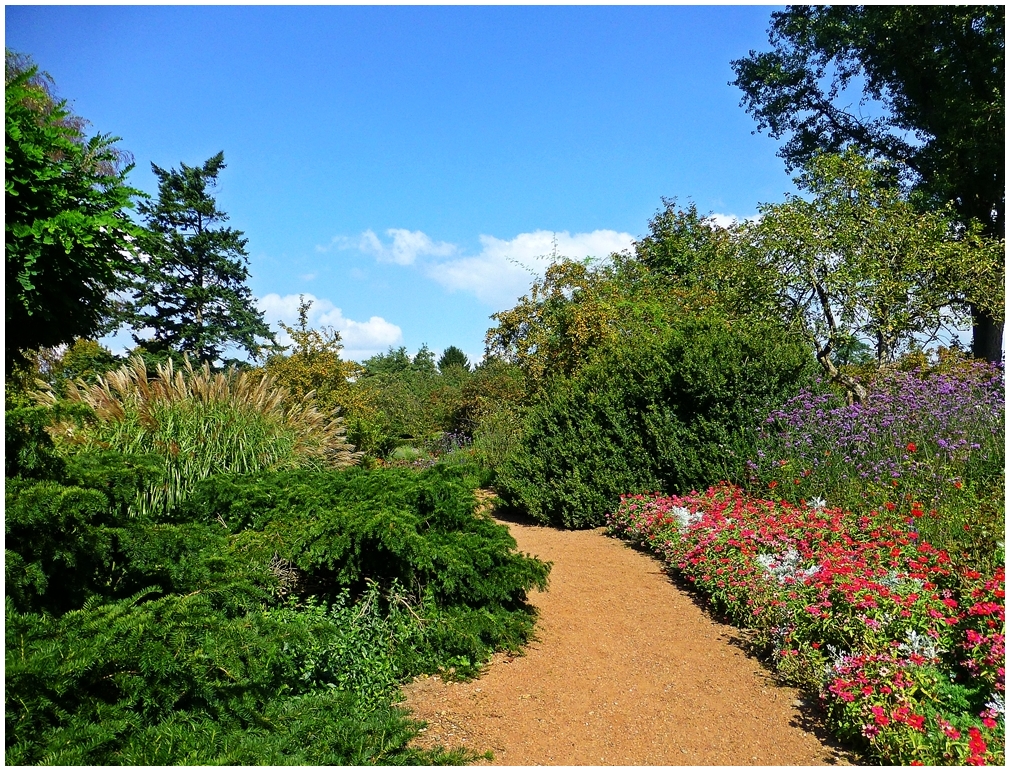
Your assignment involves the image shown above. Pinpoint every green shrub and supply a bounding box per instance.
[5,400,544,763]
[5,459,532,764]
[5,592,470,765]
[497,312,816,527]
[182,465,550,614]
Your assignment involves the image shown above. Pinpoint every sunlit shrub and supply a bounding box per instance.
[497,312,815,527]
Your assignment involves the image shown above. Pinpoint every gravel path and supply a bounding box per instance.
[401,512,855,765]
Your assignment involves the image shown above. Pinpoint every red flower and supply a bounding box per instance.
[906,442,917,453]
[885,502,897,512]
[768,480,779,489]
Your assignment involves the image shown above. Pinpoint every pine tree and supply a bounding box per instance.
[437,346,470,372]
[125,152,272,364]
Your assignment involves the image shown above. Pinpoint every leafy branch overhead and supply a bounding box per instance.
[4,51,142,372]
[732,5,1005,361]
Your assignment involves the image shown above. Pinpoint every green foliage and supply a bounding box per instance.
[731,5,1005,359]
[263,294,358,414]
[486,257,696,396]
[122,152,273,364]
[5,52,142,372]
[44,339,123,389]
[182,465,550,614]
[345,345,474,456]
[5,448,541,763]
[438,345,471,372]
[635,199,735,284]
[42,355,359,518]
[497,312,816,528]
[5,592,471,765]
[746,151,1004,391]
[5,403,68,481]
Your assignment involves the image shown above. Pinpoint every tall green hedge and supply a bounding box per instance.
[496,312,816,528]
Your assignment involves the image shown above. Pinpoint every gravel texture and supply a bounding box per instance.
[401,510,856,765]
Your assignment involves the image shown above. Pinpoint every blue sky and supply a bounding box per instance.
[6,3,798,363]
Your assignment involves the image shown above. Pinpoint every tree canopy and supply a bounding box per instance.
[4,51,141,372]
[743,151,1003,401]
[123,152,273,364]
[731,5,1005,360]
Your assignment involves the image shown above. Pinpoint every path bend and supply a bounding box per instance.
[401,513,854,765]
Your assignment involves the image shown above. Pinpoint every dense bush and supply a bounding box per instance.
[6,590,470,765]
[182,466,550,673]
[497,312,816,527]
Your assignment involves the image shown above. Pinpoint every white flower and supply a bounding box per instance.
[897,628,942,660]
[809,496,827,510]
[671,506,702,530]
[756,548,820,584]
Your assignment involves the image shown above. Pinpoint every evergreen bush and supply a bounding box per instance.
[496,312,815,527]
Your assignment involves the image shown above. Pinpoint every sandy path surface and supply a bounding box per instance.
[401,513,855,765]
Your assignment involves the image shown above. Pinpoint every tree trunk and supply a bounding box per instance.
[970,304,1004,363]
[817,345,868,405]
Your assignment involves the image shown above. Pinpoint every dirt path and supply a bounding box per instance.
[401,514,855,765]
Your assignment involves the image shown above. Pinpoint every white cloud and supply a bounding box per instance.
[320,225,635,309]
[426,229,635,308]
[322,228,457,265]
[709,213,739,229]
[257,293,402,361]
[709,212,761,228]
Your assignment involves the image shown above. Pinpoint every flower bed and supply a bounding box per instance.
[747,360,1004,555]
[607,484,1005,765]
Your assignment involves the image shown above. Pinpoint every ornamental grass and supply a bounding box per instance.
[37,355,361,518]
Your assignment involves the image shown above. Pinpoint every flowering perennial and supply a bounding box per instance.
[608,484,1005,765]
[747,363,1004,549]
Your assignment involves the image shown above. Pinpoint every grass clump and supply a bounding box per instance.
[37,355,360,518]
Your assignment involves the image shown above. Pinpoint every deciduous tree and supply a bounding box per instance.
[5,51,141,372]
[732,5,1005,360]
[745,151,1003,401]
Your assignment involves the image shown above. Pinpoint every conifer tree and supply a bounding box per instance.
[125,152,272,364]
[437,346,470,372]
